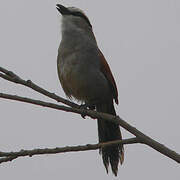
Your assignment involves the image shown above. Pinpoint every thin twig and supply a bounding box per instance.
[0,93,86,115]
[0,138,138,164]
[0,156,18,164]
[0,66,79,108]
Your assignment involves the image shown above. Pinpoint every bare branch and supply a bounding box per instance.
[0,156,18,164]
[0,93,86,115]
[0,138,138,164]
[0,92,179,163]
[0,66,79,108]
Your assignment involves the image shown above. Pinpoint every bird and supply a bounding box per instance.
[56,4,124,176]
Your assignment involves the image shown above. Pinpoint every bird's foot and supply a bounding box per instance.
[79,103,96,119]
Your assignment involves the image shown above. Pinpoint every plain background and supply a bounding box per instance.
[0,0,179,179]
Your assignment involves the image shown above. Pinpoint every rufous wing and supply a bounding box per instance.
[98,49,119,104]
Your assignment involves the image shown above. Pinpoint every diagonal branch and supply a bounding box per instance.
[0,92,179,163]
[0,66,79,108]
[0,138,138,164]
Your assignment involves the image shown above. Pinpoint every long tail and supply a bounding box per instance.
[96,101,124,176]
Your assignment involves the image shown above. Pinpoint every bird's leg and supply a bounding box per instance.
[79,102,97,118]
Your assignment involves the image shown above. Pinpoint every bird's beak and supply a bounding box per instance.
[56,4,70,15]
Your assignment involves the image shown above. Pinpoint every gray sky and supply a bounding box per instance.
[0,0,179,179]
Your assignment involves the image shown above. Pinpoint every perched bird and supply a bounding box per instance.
[56,4,124,176]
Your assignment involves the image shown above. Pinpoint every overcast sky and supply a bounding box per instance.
[0,0,179,179]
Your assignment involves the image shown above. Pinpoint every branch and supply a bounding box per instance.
[0,92,179,163]
[0,66,180,164]
[0,138,138,164]
[0,67,79,108]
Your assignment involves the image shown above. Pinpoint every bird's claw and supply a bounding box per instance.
[79,103,95,118]
[79,104,87,119]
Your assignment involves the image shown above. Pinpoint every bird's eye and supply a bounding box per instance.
[71,11,92,28]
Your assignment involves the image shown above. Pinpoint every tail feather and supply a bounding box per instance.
[96,101,124,176]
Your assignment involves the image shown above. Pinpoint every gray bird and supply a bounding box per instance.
[56,4,124,176]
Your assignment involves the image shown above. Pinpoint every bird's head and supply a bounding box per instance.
[56,4,92,30]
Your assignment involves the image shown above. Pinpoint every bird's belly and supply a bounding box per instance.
[61,68,90,101]
[59,63,110,103]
